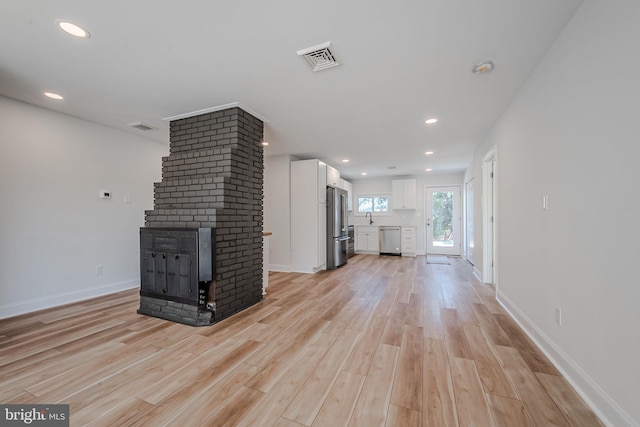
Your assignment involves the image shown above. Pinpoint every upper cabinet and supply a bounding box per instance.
[392,178,417,210]
[317,161,327,203]
[326,164,340,188]
[340,178,353,211]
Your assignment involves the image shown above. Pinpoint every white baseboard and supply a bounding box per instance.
[497,290,638,427]
[268,264,291,273]
[0,279,139,319]
[473,266,482,281]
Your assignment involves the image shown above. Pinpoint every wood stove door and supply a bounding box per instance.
[141,251,167,295]
[166,253,195,299]
[141,250,155,293]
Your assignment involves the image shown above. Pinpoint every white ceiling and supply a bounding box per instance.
[0,0,583,180]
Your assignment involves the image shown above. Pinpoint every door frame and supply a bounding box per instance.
[464,178,475,265]
[424,185,462,256]
[482,146,497,285]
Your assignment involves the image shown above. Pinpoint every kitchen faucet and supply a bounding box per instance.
[365,212,373,224]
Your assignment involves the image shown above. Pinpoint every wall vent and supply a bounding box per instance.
[128,122,154,131]
[296,42,340,72]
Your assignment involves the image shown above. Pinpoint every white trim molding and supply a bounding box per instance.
[268,264,292,273]
[497,290,637,427]
[162,102,270,123]
[0,280,139,319]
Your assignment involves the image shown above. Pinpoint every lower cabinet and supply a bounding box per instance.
[355,226,379,254]
[401,226,416,257]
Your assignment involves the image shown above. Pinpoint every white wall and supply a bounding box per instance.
[349,173,464,255]
[0,96,167,318]
[263,154,297,271]
[465,1,640,425]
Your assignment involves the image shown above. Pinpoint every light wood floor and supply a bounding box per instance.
[0,255,603,427]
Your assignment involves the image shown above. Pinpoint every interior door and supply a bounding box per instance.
[425,186,461,255]
[466,179,475,265]
[482,156,496,284]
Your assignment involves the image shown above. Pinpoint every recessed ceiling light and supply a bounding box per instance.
[44,91,64,100]
[425,118,438,125]
[472,60,494,74]
[361,172,367,176]
[425,151,434,155]
[342,159,349,163]
[425,168,433,172]
[57,20,91,39]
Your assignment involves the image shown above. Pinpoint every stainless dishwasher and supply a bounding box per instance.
[379,226,401,256]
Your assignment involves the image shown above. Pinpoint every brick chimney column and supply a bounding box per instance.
[141,107,264,324]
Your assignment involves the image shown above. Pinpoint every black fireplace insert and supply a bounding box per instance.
[139,227,215,309]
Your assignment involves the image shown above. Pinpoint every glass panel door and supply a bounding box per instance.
[426,186,461,255]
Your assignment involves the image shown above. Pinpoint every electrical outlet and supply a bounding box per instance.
[543,194,549,210]
[96,265,103,276]
[555,307,562,325]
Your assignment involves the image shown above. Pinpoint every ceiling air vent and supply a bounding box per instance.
[127,122,154,131]
[296,42,340,72]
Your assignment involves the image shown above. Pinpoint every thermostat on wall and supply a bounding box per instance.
[99,190,112,199]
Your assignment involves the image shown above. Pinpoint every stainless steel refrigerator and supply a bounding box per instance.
[326,186,349,269]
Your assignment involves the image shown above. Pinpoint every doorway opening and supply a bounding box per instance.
[425,186,461,256]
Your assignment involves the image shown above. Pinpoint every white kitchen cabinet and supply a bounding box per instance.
[401,226,416,257]
[317,161,327,203]
[392,179,417,210]
[291,159,327,273]
[340,178,353,211]
[355,226,379,254]
[326,164,340,188]
[262,232,271,294]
